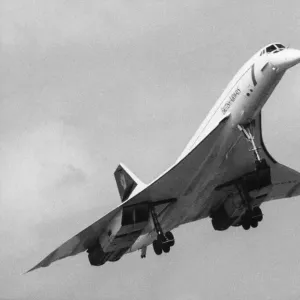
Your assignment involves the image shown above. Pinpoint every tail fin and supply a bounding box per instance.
[114,163,144,202]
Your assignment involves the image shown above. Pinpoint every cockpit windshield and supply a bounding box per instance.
[266,45,277,53]
[260,43,286,56]
[276,44,285,49]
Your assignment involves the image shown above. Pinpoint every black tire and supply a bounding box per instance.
[153,240,162,255]
[162,243,170,253]
[242,211,252,230]
[257,215,263,222]
[165,231,175,247]
[253,206,261,214]
[251,219,258,228]
[253,206,263,222]
[242,221,251,230]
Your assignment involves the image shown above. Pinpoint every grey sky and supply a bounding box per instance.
[1,0,300,299]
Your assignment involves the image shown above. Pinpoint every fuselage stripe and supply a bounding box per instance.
[251,64,257,86]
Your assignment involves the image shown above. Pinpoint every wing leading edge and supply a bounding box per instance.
[27,113,231,272]
[26,207,121,273]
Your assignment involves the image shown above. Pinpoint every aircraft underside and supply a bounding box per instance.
[27,43,300,273]
[87,122,273,266]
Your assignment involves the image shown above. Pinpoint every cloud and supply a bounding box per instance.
[54,164,87,188]
[0,120,93,263]
[1,0,205,50]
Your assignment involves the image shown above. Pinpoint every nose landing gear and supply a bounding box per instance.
[150,206,175,255]
[238,123,262,163]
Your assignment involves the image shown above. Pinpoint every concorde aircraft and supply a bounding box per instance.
[28,43,300,272]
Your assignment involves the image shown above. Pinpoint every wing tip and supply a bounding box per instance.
[24,266,38,274]
[25,262,47,274]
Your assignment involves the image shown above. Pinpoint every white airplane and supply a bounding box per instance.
[28,43,300,272]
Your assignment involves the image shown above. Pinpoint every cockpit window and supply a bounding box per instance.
[260,43,285,56]
[266,45,277,53]
[260,49,266,56]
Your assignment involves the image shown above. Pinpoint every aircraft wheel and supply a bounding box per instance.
[162,243,170,253]
[253,207,263,222]
[165,231,175,247]
[153,240,162,255]
[242,212,252,230]
[242,221,251,230]
[251,219,258,228]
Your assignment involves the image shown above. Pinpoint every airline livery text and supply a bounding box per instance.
[221,88,241,114]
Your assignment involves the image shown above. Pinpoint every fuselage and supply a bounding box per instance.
[178,46,284,161]
[129,43,300,253]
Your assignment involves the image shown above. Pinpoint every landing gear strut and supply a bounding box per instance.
[238,123,262,163]
[150,206,175,255]
[238,123,266,230]
[213,123,269,231]
[141,246,147,258]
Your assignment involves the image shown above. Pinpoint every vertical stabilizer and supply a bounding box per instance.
[114,163,144,202]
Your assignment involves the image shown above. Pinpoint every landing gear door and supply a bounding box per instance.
[121,203,150,231]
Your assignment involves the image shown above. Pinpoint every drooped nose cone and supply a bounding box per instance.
[269,48,300,71]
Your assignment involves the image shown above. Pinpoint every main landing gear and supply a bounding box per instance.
[151,206,175,255]
[212,123,269,231]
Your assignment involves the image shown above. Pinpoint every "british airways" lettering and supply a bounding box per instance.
[221,88,241,114]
